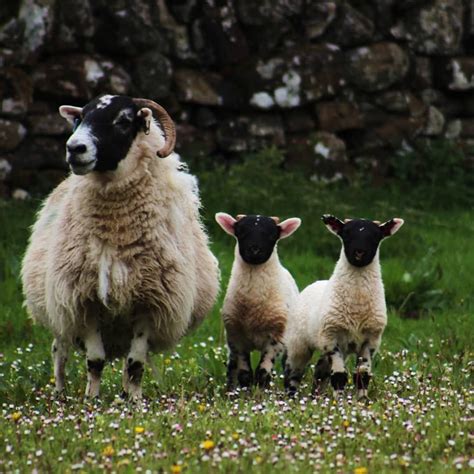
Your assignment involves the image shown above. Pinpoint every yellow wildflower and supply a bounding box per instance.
[255,456,263,464]
[117,459,130,467]
[49,377,55,384]
[201,440,215,450]
[165,358,172,365]
[343,420,350,428]
[135,426,145,434]
[171,465,182,474]
[232,432,239,440]
[198,404,206,412]
[102,445,115,457]
[11,412,21,422]
[354,468,368,474]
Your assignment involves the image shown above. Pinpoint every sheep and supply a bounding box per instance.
[215,212,301,390]
[284,214,404,398]
[21,94,220,401]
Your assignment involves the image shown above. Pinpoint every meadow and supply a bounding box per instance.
[0,149,472,473]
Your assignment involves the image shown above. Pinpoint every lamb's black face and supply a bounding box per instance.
[62,95,146,175]
[339,220,384,267]
[234,215,281,265]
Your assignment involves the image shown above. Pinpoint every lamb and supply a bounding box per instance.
[21,95,220,401]
[215,213,301,389]
[284,214,404,398]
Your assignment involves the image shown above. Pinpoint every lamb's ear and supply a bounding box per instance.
[137,107,153,134]
[322,214,345,236]
[59,106,82,125]
[215,212,237,236]
[279,218,301,239]
[379,218,404,237]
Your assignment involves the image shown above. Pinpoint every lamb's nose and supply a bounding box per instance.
[67,143,87,154]
[250,246,260,256]
[355,250,365,260]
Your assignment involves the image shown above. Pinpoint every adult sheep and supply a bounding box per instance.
[21,95,220,401]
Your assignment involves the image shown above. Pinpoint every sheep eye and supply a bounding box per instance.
[115,118,133,130]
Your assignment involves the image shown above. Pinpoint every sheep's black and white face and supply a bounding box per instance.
[59,95,147,175]
[215,213,301,265]
[323,215,404,267]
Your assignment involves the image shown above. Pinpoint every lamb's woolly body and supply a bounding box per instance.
[223,247,299,352]
[22,121,219,358]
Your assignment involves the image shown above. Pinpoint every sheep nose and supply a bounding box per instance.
[249,245,261,256]
[67,143,87,154]
[354,250,365,260]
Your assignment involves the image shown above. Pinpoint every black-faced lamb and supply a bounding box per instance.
[21,95,220,400]
[284,215,404,398]
[215,213,301,389]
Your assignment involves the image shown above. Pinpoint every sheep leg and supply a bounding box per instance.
[124,321,150,401]
[284,346,313,396]
[326,346,348,397]
[236,352,253,388]
[353,340,377,399]
[256,339,284,389]
[52,338,68,395]
[84,324,106,399]
[226,344,239,390]
[312,354,331,395]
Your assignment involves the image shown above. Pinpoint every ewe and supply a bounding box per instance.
[284,215,403,398]
[215,213,300,389]
[21,95,219,400]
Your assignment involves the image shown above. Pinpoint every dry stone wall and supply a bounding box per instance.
[0,0,473,195]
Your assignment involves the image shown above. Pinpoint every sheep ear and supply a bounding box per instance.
[215,212,237,236]
[279,218,301,239]
[59,105,82,125]
[322,214,345,236]
[379,218,404,237]
[137,107,153,134]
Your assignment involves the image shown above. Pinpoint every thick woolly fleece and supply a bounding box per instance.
[21,121,220,357]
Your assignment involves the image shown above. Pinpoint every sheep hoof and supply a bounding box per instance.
[255,368,271,389]
[330,371,348,391]
[237,370,253,388]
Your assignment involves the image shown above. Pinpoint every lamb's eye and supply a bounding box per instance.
[73,117,81,131]
[115,116,133,129]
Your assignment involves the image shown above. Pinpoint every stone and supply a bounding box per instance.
[216,114,285,153]
[92,0,168,56]
[0,18,23,50]
[346,42,410,92]
[12,137,67,170]
[175,123,217,159]
[421,106,445,136]
[445,119,462,139]
[375,91,426,117]
[283,110,316,133]
[458,119,474,137]
[33,54,131,100]
[28,113,70,136]
[12,188,30,200]
[0,119,27,151]
[302,2,336,39]
[312,131,347,162]
[0,158,12,181]
[325,2,374,47]
[193,108,217,128]
[236,0,303,26]
[435,58,474,91]
[134,51,172,100]
[413,57,432,89]
[174,68,244,107]
[391,0,463,55]
[167,0,199,24]
[315,101,364,132]
[0,67,33,117]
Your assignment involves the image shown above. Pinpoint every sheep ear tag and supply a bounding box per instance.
[59,105,83,125]
[137,108,153,135]
[215,212,237,236]
[322,214,345,236]
[279,218,301,239]
[379,218,404,237]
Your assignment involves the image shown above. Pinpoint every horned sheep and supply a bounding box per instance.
[21,95,220,401]
[215,213,301,389]
[284,215,404,398]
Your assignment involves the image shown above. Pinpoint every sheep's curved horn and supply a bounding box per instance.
[133,98,176,158]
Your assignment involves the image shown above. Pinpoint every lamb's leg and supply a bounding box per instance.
[353,338,380,399]
[236,351,253,388]
[52,338,68,395]
[256,339,284,389]
[325,345,348,397]
[312,353,332,395]
[226,343,239,390]
[284,345,313,396]
[121,359,129,398]
[124,320,150,401]
[84,324,106,399]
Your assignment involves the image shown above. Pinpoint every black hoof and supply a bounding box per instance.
[255,368,271,388]
[237,370,253,387]
[330,372,348,391]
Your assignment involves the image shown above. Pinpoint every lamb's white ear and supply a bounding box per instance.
[59,105,82,125]
[215,212,237,236]
[379,218,404,237]
[322,214,345,236]
[279,218,301,239]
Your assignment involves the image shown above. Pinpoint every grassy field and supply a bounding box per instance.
[0,152,472,473]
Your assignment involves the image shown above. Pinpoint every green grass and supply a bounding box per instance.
[0,152,473,473]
